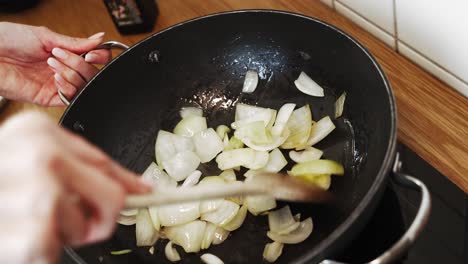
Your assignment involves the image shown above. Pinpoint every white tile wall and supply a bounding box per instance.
[321,0,468,97]
[338,0,395,35]
[335,1,395,48]
[396,0,468,84]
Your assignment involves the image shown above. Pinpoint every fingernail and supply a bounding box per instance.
[84,53,96,63]
[88,32,105,40]
[52,47,68,60]
[47,57,60,69]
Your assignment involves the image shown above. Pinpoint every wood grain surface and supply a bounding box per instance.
[0,0,467,192]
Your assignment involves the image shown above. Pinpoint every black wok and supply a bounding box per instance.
[60,10,430,264]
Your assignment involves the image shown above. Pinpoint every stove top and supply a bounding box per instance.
[60,143,467,264]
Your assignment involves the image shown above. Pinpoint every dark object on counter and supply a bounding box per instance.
[0,0,39,12]
[102,0,158,35]
[59,10,430,264]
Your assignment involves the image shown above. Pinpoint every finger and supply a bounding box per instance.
[85,50,112,65]
[41,26,105,54]
[56,194,87,246]
[48,94,65,107]
[47,57,86,89]
[58,130,151,194]
[53,156,125,244]
[54,73,77,99]
[52,48,99,82]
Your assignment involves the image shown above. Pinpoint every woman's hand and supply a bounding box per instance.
[0,22,111,106]
[0,112,151,263]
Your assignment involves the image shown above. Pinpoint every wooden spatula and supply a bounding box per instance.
[125,173,332,209]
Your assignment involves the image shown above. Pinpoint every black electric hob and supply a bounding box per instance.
[60,143,468,264]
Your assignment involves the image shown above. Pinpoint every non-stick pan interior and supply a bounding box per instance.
[61,10,395,264]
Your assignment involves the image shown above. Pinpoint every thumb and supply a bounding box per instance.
[45,31,105,54]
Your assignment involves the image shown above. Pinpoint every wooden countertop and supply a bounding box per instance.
[1,0,467,192]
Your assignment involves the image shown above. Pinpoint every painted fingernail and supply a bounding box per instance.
[88,32,105,40]
[84,53,96,63]
[47,57,60,69]
[52,47,68,60]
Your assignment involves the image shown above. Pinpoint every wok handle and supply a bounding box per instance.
[321,153,432,264]
[58,41,129,106]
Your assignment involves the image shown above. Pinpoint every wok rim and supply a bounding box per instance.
[62,9,398,264]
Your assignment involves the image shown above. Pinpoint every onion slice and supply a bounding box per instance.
[173,115,207,137]
[165,241,181,262]
[216,125,231,139]
[165,220,206,253]
[136,208,158,246]
[142,161,177,187]
[305,116,336,147]
[289,147,323,163]
[242,70,258,93]
[193,128,224,163]
[245,195,276,215]
[120,208,137,217]
[212,227,230,245]
[294,71,324,97]
[271,103,296,136]
[267,217,313,244]
[222,205,248,231]
[201,253,224,264]
[295,174,332,190]
[201,223,218,250]
[162,151,200,181]
[335,91,346,118]
[263,242,284,263]
[158,201,200,226]
[201,200,240,226]
[289,159,344,176]
[268,206,299,235]
[281,105,312,149]
[148,206,161,231]
[117,214,136,226]
[219,169,236,182]
[180,106,203,119]
[182,170,202,187]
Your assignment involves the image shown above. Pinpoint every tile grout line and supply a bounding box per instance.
[398,39,468,86]
[393,0,399,52]
[335,0,395,37]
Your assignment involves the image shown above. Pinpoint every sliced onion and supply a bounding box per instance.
[201,253,224,264]
[216,125,231,139]
[142,162,177,187]
[289,159,344,176]
[245,150,269,170]
[181,170,202,187]
[295,174,332,190]
[233,103,275,128]
[263,148,288,173]
[200,199,224,214]
[180,106,203,119]
[155,130,177,167]
[201,222,217,250]
[201,200,240,226]
[212,227,230,245]
[263,241,284,263]
[158,201,200,226]
[234,121,271,145]
[148,206,161,231]
[111,249,132,255]
[172,134,195,153]
[173,115,207,137]
[216,148,255,170]
[294,71,324,97]
[224,136,244,151]
[219,169,236,182]
[222,204,248,231]
[227,195,244,205]
[335,91,346,118]
[117,214,136,226]
[149,246,155,255]
[267,217,313,244]
[305,116,336,147]
[289,147,323,163]
[162,151,200,181]
[271,103,296,136]
[193,128,224,163]
[245,195,277,215]
[136,208,158,246]
[268,206,299,235]
[120,208,138,217]
[242,70,258,93]
[281,104,312,149]
[165,220,206,253]
[165,241,181,262]
[239,128,289,152]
